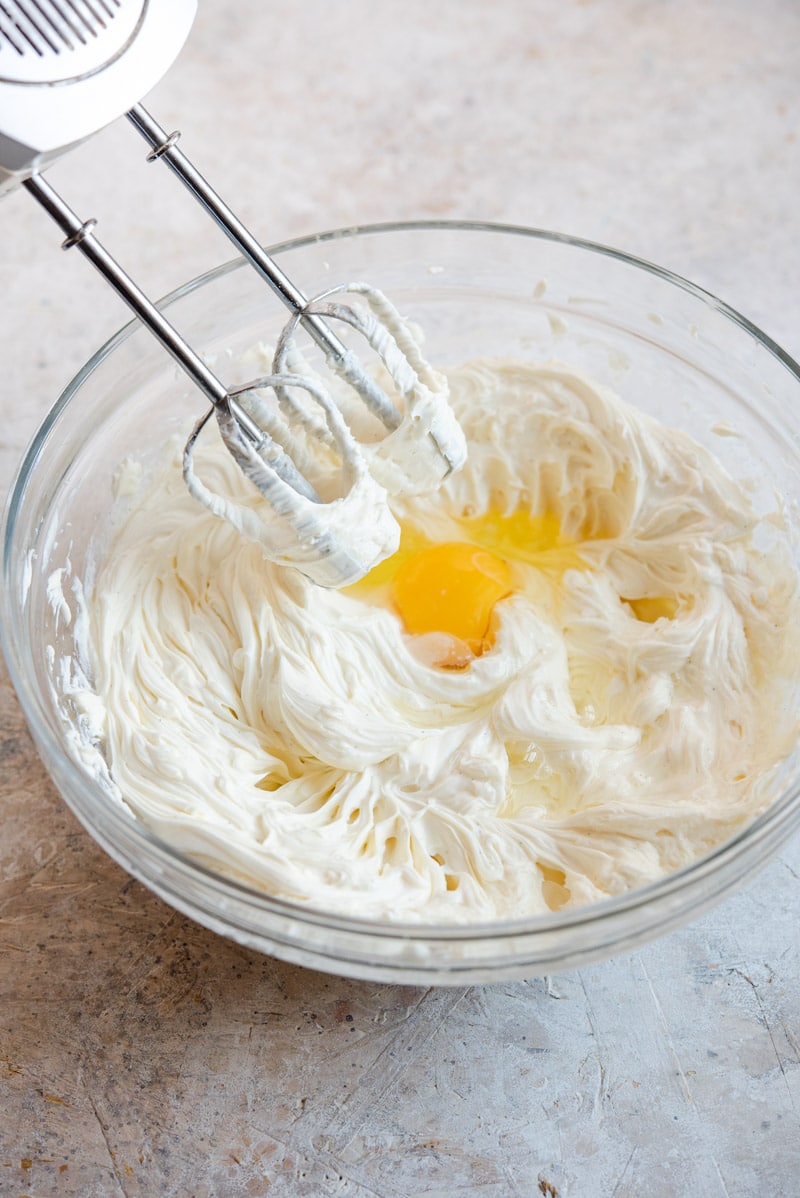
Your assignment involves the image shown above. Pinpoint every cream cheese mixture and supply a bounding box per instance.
[79,359,800,922]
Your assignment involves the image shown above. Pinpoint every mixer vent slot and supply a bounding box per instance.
[0,0,121,57]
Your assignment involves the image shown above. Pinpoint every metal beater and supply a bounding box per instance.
[0,0,465,586]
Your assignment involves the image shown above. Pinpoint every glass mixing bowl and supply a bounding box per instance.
[4,222,800,984]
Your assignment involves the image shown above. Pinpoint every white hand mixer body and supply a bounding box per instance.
[0,0,466,586]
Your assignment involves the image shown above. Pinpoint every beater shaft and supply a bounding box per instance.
[126,104,401,433]
[23,170,320,501]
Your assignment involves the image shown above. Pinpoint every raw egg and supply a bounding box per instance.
[624,595,680,623]
[393,541,513,656]
[347,507,589,669]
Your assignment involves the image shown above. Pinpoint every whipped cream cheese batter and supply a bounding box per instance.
[81,360,800,921]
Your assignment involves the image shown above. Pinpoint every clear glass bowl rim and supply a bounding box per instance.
[4,217,800,954]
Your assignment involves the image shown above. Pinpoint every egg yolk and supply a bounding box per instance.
[345,507,590,669]
[347,505,685,669]
[392,542,513,656]
[456,508,587,574]
[625,595,680,623]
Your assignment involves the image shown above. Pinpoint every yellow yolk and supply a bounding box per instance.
[625,595,680,623]
[456,508,587,574]
[536,861,572,911]
[392,542,513,656]
[346,507,589,668]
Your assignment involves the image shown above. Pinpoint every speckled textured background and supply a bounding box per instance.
[1,1,800,1194]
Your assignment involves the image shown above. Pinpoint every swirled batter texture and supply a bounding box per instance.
[84,361,800,921]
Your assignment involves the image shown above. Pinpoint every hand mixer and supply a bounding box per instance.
[0,0,466,586]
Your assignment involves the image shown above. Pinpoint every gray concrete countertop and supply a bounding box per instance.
[2,2,799,1195]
